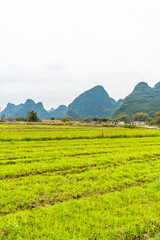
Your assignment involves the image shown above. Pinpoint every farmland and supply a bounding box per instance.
[1,125,160,239]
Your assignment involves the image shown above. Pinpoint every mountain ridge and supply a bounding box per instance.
[2,99,50,120]
[68,85,121,118]
[112,81,160,118]
[2,85,121,119]
[2,82,160,120]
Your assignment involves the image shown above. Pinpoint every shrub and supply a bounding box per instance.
[27,111,41,122]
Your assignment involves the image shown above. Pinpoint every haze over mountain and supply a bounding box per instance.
[113,82,160,118]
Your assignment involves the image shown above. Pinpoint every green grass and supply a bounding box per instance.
[1,125,160,239]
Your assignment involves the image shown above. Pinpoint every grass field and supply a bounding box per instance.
[1,125,160,239]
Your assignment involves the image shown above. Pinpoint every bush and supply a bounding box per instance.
[83,117,92,123]
[7,117,15,122]
[27,111,41,122]
[61,117,72,122]
[16,117,27,122]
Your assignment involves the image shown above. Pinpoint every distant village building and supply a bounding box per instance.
[118,121,125,125]
[134,121,145,125]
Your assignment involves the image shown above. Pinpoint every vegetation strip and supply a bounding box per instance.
[1,125,160,239]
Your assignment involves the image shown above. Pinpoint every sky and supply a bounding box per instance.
[0,0,160,110]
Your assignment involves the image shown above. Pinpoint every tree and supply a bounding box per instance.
[118,114,130,123]
[50,117,55,120]
[27,111,40,122]
[83,117,92,123]
[100,117,112,123]
[155,112,160,118]
[152,112,160,125]
[61,116,72,122]
[155,117,160,125]
[148,117,153,123]
[132,112,149,122]
[92,117,99,122]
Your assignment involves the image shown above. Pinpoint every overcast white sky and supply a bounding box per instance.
[0,0,160,110]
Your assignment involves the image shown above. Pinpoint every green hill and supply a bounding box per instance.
[113,81,160,118]
[68,85,121,118]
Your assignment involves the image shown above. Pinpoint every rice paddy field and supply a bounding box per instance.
[1,124,160,239]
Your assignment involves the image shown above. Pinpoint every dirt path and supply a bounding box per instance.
[142,125,160,129]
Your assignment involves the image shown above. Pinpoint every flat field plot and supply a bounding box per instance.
[1,125,160,239]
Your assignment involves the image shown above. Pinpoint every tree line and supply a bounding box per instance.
[83,112,160,125]
[2,110,160,126]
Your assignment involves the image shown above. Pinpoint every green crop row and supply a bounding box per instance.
[0,152,160,215]
[1,125,160,239]
[0,137,160,179]
[1,181,160,239]
[0,125,159,141]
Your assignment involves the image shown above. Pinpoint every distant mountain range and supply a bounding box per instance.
[2,99,50,120]
[2,82,160,120]
[2,85,121,119]
[1,100,68,120]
